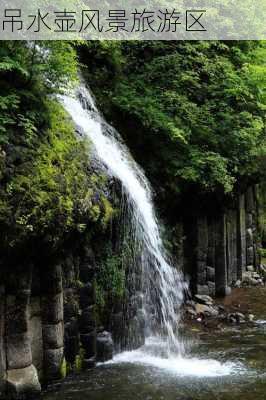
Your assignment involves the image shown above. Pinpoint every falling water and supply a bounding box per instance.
[60,84,187,356]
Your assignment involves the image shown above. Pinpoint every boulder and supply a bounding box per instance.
[194,294,213,305]
[242,272,259,286]
[195,303,218,317]
[246,265,254,272]
[228,312,245,324]
[247,314,255,322]
[6,365,41,399]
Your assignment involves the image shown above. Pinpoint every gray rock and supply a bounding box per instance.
[43,322,64,349]
[195,303,218,317]
[247,265,254,272]
[44,348,64,381]
[185,307,197,318]
[247,314,255,322]
[7,333,32,370]
[251,272,260,280]
[6,365,41,399]
[194,294,213,305]
[234,280,241,288]
[228,312,245,324]
[242,272,260,286]
[96,331,114,362]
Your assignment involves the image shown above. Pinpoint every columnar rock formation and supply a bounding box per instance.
[0,187,261,399]
[0,248,114,399]
[181,187,260,296]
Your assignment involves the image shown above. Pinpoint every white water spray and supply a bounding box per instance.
[60,84,186,355]
[59,84,244,377]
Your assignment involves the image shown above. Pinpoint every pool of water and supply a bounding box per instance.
[43,288,266,400]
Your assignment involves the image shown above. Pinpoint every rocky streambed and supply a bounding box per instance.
[42,285,266,400]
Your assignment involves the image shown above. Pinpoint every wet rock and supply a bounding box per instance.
[195,303,218,317]
[228,312,245,324]
[234,280,241,288]
[247,265,254,272]
[185,307,197,318]
[242,272,259,286]
[6,365,41,399]
[185,300,196,308]
[247,314,255,322]
[96,331,114,362]
[194,294,213,306]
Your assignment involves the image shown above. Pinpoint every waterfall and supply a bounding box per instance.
[60,84,187,357]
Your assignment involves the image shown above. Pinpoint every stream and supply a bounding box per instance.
[43,287,266,400]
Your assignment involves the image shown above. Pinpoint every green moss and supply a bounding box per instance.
[60,357,67,379]
[74,348,85,373]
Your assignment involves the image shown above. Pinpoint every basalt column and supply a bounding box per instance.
[41,264,64,382]
[5,265,41,399]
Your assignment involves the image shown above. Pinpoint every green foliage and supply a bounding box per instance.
[81,41,266,203]
[95,252,125,311]
[0,100,113,250]
[0,41,114,254]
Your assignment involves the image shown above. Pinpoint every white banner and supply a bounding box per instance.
[0,0,265,40]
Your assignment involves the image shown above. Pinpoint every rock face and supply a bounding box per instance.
[181,186,260,297]
[0,185,261,399]
[0,246,116,399]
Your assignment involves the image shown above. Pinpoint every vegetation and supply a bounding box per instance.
[0,41,113,256]
[80,41,266,211]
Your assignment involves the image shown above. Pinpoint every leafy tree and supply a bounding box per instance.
[80,41,266,212]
